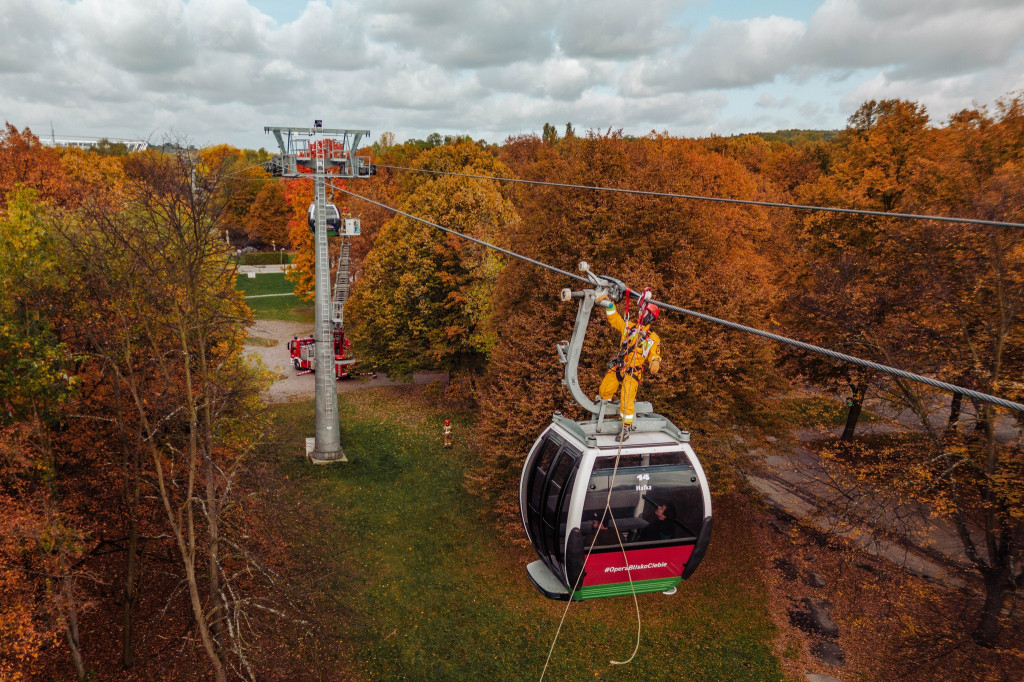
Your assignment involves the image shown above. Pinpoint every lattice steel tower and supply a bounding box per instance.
[265,122,371,464]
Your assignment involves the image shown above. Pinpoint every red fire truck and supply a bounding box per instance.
[287,329,358,379]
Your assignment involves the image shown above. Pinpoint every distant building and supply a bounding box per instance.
[41,135,149,153]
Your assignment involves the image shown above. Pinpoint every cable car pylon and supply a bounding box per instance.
[265,121,372,464]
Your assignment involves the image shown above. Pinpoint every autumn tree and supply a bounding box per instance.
[282,177,317,299]
[245,179,291,247]
[0,188,88,679]
[788,95,1024,646]
[345,139,518,378]
[201,144,271,242]
[68,148,270,679]
[0,124,71,204]
[785,99,932,440]
[885,96,1024,645]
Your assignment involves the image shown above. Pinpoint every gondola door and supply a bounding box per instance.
[522,431,581,584]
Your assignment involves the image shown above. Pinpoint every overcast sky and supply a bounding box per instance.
[3,0,1023,150]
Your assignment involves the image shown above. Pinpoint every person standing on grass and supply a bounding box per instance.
[442,419,452,448]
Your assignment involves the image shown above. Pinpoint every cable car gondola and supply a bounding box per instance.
[520,263,713,600]
[307,202,342,237]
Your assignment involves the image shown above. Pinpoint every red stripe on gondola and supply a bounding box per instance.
[583,545,693,586]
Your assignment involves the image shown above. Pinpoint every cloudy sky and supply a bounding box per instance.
[3,0,1023,150]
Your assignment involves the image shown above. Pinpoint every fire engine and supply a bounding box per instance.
[287,329,358,379]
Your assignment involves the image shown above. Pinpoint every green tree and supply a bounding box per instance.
[0,189,86,679]
[346,140,517,378]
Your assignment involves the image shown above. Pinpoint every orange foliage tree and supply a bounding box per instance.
[473,131,787,518]
[789,96,1024,646]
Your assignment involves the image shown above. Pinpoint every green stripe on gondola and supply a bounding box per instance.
[572,577,681,600]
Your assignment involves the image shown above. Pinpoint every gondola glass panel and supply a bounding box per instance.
[525,436,561,552]
[582,451,704,550]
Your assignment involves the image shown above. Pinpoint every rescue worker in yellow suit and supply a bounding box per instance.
[595,294,662,441]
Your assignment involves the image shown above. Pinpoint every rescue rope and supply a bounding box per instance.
[539,427,642,679]
[605,292,652,667]
[606,422,642,667]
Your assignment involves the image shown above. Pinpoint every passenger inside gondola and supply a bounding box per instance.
[639,502,678,542]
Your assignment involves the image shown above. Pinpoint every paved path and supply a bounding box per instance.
[749,391,1003,590]
[237,263,291,274]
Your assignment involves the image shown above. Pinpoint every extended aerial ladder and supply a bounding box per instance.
[332,235,351,327]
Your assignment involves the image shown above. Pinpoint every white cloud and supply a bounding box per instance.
[556,0,685,59]
[0,0,69,74]
[1,0,1023,147]
[635,16,805,93]
[801,0,1024,78]
[367,0,555,68]
[480,55,608,101]
[71,0,197,74]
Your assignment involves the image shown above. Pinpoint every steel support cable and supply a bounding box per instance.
[378,164,1024,230]
[328,181,587,285]
[331,182,1024,414]
[220,162,274,178]
[643,298,1024,413]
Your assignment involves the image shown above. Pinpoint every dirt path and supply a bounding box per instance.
[244,319,446,403]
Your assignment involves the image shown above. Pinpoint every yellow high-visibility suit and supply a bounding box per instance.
[596,297,661,425]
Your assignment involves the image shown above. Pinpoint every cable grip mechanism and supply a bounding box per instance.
[578,261,626,301]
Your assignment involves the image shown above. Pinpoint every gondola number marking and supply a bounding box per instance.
[635,474,651,491]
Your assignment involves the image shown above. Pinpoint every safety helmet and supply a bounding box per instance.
[445,419,450,425]
[642,303,660,324]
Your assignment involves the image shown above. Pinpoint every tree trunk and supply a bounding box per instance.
[116,375,140,670]
[841,383,866,442]
[58,547,87,681]
[122,363,228,682]
[36,415,87,682]
[206,456,225,649]
[973,567,1009,646]
[946,392,962,433]
[121,459,140,669]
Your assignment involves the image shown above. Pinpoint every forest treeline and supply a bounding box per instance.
[1,92,1022,678]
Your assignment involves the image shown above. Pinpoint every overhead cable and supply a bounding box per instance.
[221,162,274,179]
[378,164,1024,230]
[328,182,587,285]
[330,182,1024,415]
[647,298,1024,414]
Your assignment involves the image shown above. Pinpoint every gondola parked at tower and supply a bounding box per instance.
[307,202,342,236]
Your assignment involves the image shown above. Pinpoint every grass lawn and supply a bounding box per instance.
[270,390,785,681]
[236,272,294,296]
[236,273,314,323]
